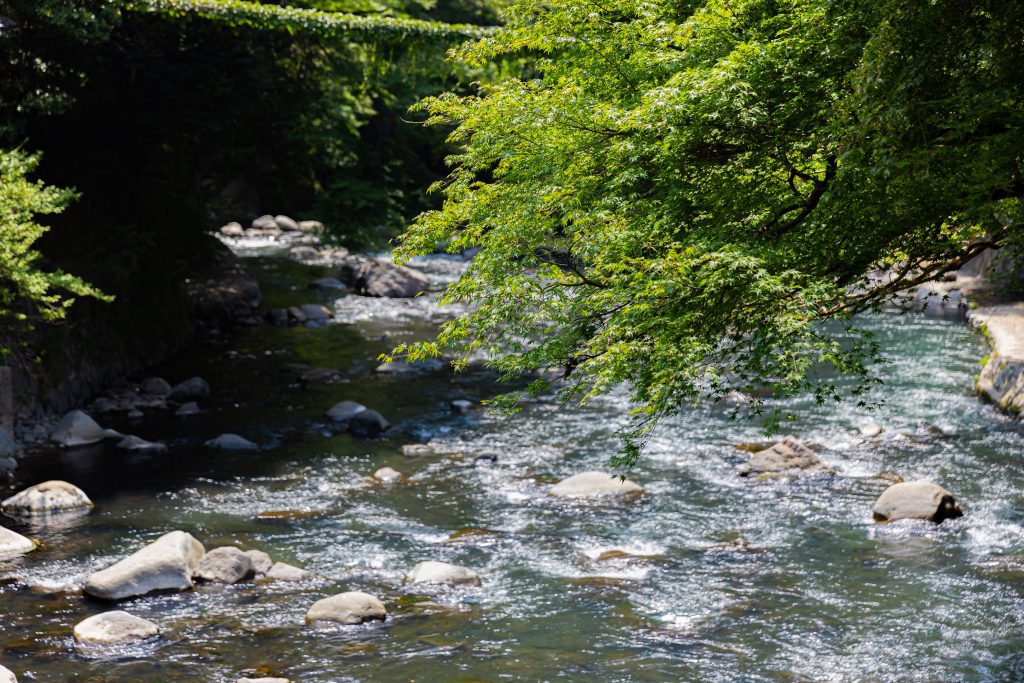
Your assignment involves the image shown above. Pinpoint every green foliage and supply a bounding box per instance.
[0,150,111,357]
[396,0,1024,463]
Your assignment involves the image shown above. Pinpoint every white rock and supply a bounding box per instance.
[195,546,255,583]
[50,410,106,447]
[243,549,273,574]
[549,471,644,498]
[325,401,366,422]
[205,434,258,450]
[220,222,244,237]
[175,401,201,417]
[252,214,276,230]
[1,480,93,515]
[405,560,481,586]
[274,215,300,231]
[859,419,884,437]
[169,376,210,401]
[73,611,159,645]
[297,220,323,233]
[0,525,35,559]
[373,467,402,483]
[400,444,435,457]
[306,591,386,625]
[0,664,14,683]
[873,480,963,523]
[265,562,312,582]
[83,530,205,600]
[116,435,168,453]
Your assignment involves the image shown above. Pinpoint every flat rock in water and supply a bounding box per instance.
[405,560,481,586]
[325,401,366,422]
[73,610,159,645]
[401,444,435,457]
[873,480,963,523]
[0,525,36,559]
[0,664,14,683]
[373,467,402,483]
[195,546,255,583]
[349,409,389,437]
[117,435,168,453]
[244,549,273,574]
[140,377,172,396]
[2,480,93,515]
[306,591,386,625]
[353,259,429,298]
[169,377,210,402]
[205,434,258,450]
[50,410,106,448]
[265,562,312,582]
[737,436,832,476]
[549,471,644,498]
[83,530,205,600]
[859,419,884,437]
[175,401,201,417]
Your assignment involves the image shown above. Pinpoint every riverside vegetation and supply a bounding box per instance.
[0,0,1023,681]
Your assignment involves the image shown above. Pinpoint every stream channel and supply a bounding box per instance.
[1,241,1023,681]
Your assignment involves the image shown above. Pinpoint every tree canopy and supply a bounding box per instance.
[395,0,1024,463]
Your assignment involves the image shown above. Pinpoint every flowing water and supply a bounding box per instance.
[1,247,1023,682]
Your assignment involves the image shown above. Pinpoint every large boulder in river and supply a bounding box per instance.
[83,530,205,600]
[1,480,93,516]
[0,525,35,559]
[405,561,481,587]
[194,546,255,583]
[306,591,386,625]
[205,434,259,450]
[549,471,644,499]
[0,664,15,683]
[737,436,832,477]
[73,611,159,646]
[349,409,390,437]
[50,410,107,447]
[264,561,312,582]
[169,377,210,402]
[353,259,429,298]
[244,549,273,574]
[872,480,963,524]
[372,467,402,483]
[325,401,366,422]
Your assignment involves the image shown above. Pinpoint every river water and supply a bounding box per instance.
[1,246,1023,682]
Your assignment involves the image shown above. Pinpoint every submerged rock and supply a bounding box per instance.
[349,409,390,437]
[50,410,107,448]
[169,377,211,402]
[400,444,435,457]
[309,277,345,290]
[306,591,386,625]
[265,562,312,582]
[244,549,273,574]
[737,436,832,476]
[301,367,343,384]
[205,434,258,450]
[0,664,14,683]
[297,303,331,322]
[0,525,36,559]
[2,480,93,515]
[140,377,172,396]
[353,259,430,298]
[405,561,481,586]
[873,480,963,524]
[116,435,168,453]
[73,611,159,646]
[549,471,644,498]
[325,400,366,422]
[450,399,475,414]
[195,546,255,583]
[373,467,402,483]
[83,530,205,600]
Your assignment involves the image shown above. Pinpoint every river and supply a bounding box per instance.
[1,245,1022,682]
